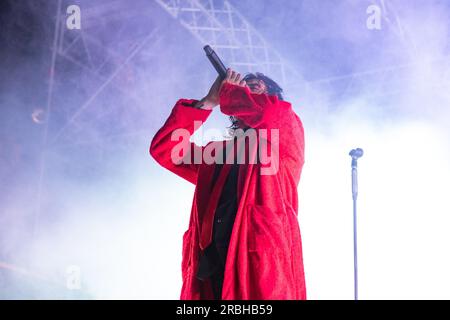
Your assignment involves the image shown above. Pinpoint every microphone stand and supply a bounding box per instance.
[350,148,363,301]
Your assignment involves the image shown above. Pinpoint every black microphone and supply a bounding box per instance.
[349,148,364,159]
[204,45,227,79]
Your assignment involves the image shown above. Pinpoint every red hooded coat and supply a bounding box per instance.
[150,82,306,299]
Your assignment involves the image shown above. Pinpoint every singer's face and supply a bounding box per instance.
[245,78,268,95]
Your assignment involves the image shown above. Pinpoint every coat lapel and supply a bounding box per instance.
[198,139,238,250]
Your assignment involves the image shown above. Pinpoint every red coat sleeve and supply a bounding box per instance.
[219,82,283,129]
[150,99,213,185]
[219,82,305,164]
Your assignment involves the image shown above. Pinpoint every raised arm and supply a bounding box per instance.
[150,99,212,185]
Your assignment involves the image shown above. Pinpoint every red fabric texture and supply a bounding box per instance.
[150,82,306,299]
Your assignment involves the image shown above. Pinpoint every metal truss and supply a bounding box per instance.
[153,0,450,106]
[31,0,163,240]
[46,0,450,145]
[304,54,450,105]
[45,0,165,148]
[51,0,301,148]
[154,0,297,86]
[301,0,450,103]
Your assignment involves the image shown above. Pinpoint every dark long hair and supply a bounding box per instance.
[227,72,284,137]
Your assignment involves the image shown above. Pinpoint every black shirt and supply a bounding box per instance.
[196,161,239,280]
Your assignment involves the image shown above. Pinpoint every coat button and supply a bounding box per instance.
[216,218,222,223]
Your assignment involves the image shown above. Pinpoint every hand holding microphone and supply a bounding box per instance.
[194,45,246,110]
[195,68,246,110]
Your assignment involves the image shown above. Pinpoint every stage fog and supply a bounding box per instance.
[0,0,449,299]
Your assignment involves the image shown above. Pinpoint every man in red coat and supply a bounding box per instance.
[150,68,306,299]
